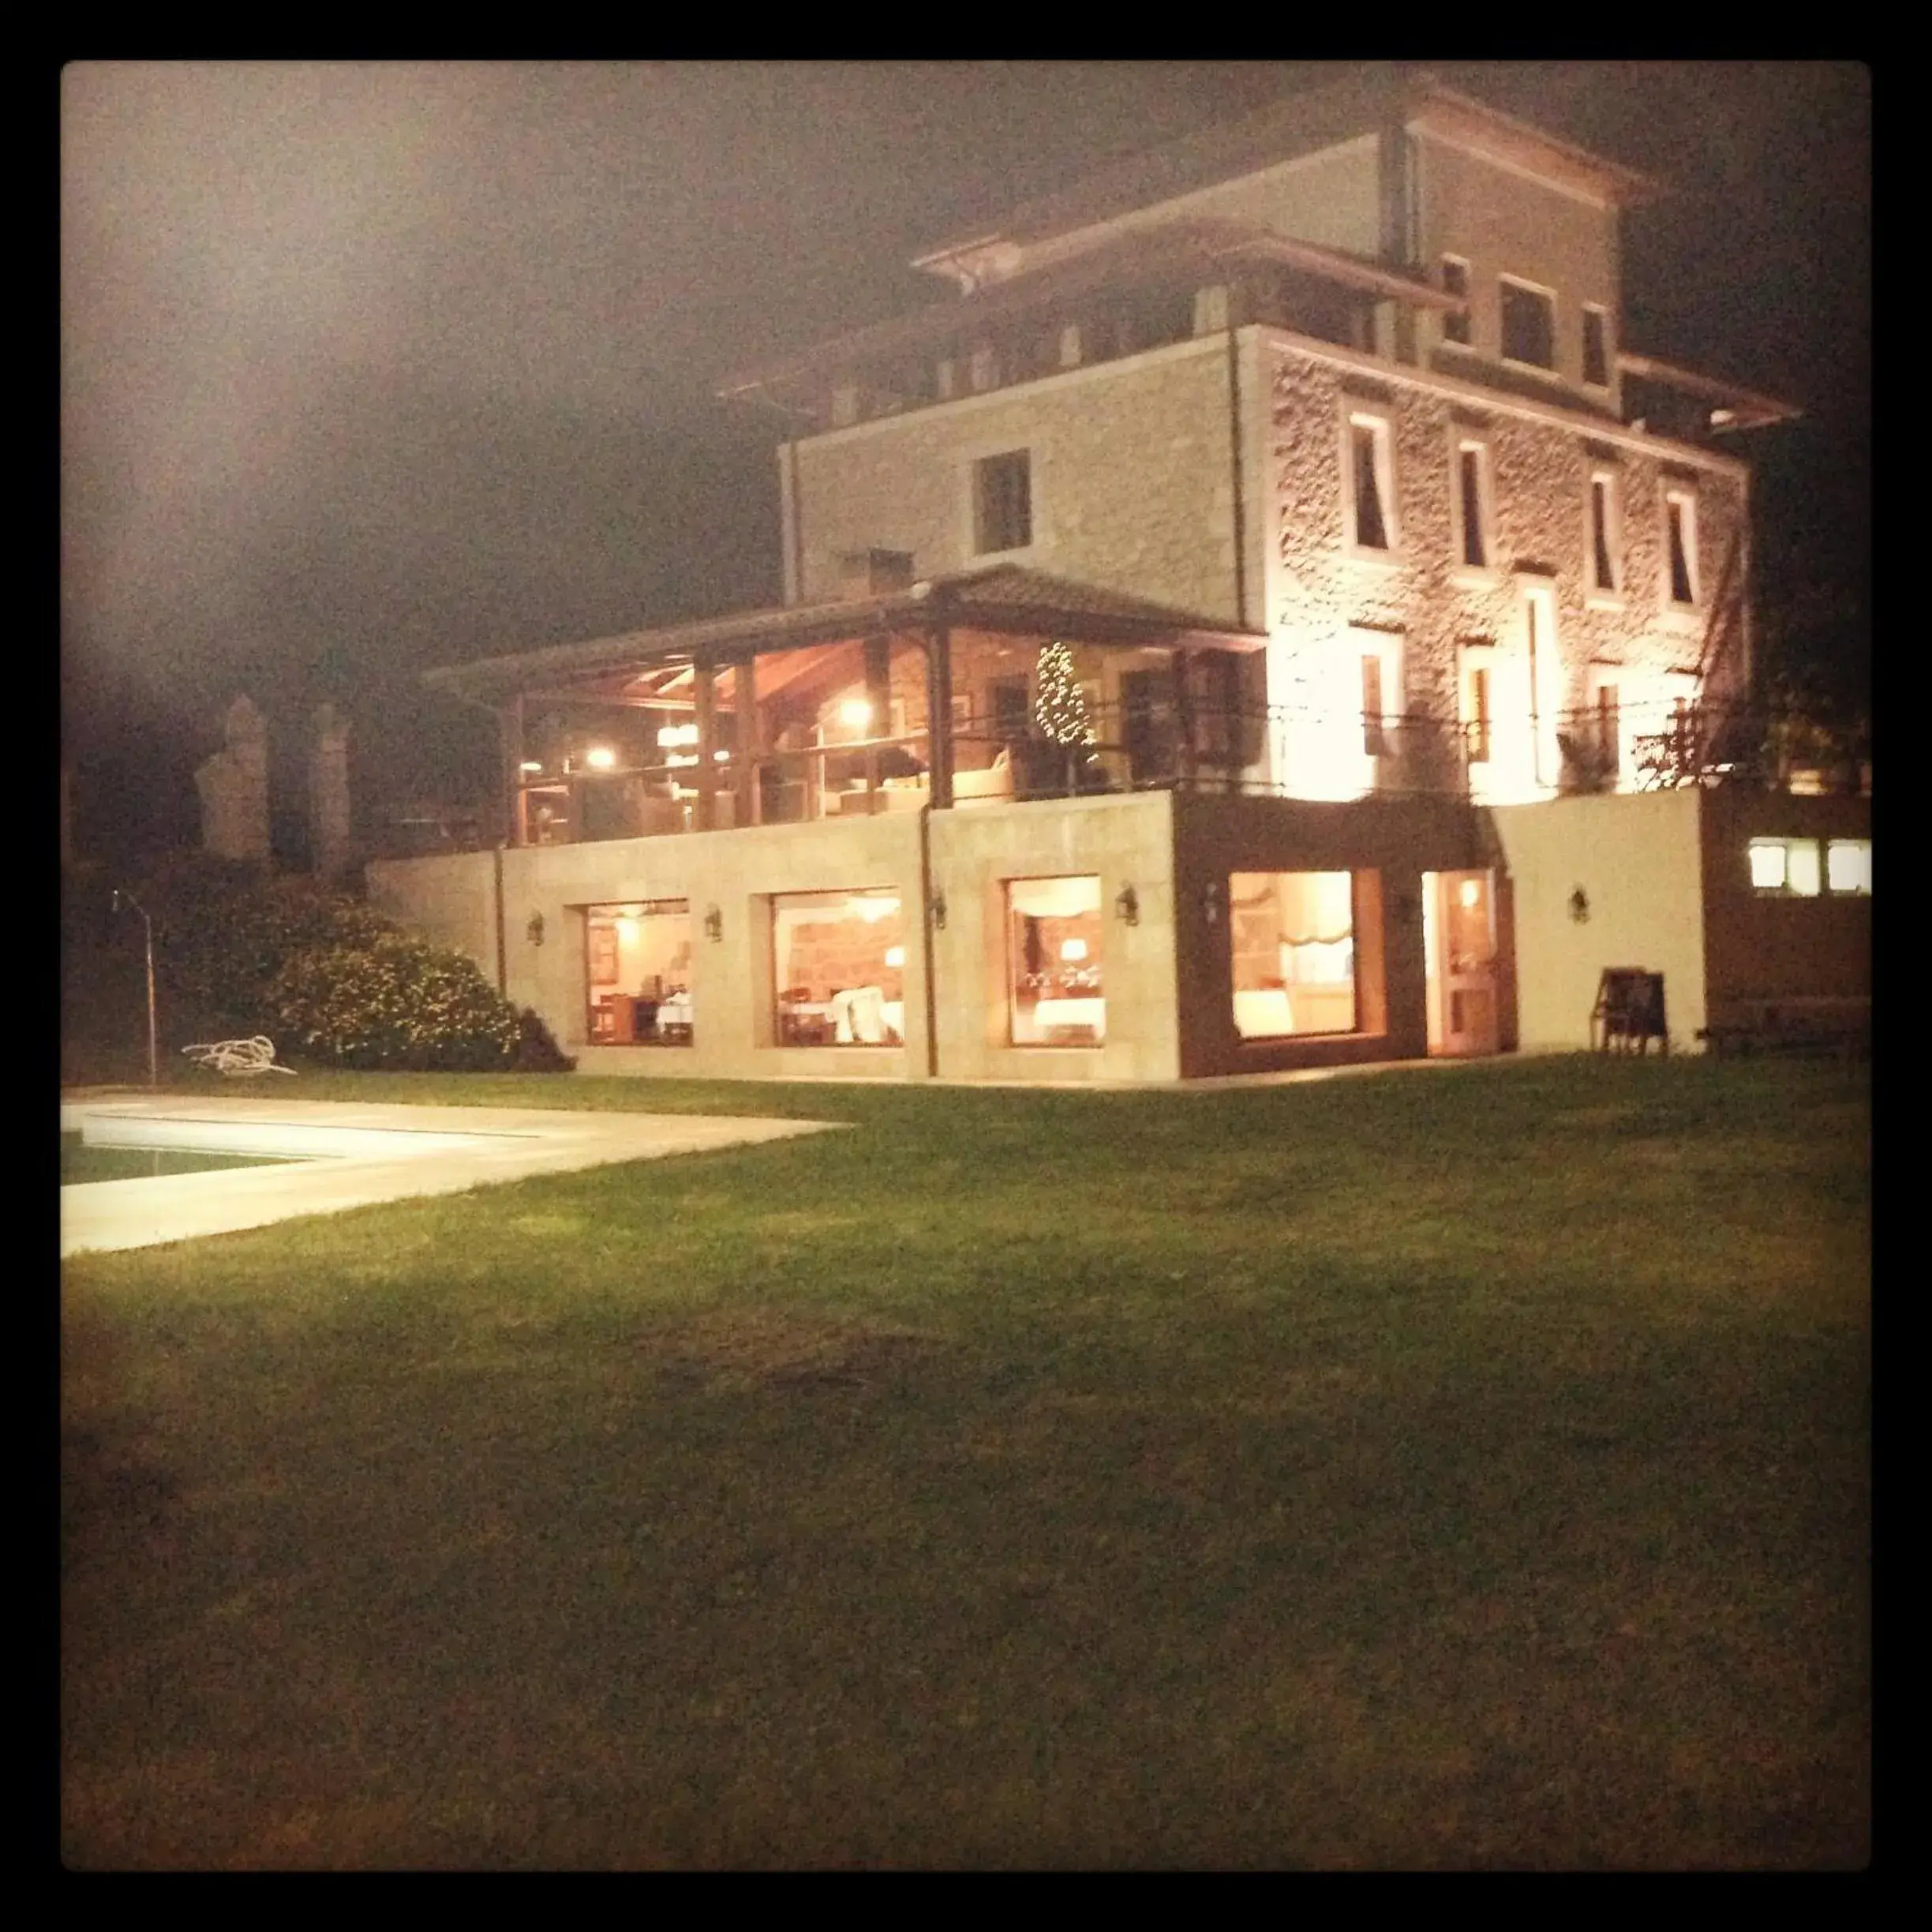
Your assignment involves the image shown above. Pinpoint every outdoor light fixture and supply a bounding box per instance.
[1459,878,1482,910]
[930,889,948,930]
[585,746,616,770]
[519,760,543,774]
[1115,882,1140,926]
[1570,887,1591,924]
[1203,880,1222,927]
[704,905,723,942]
[838,698,874,731]
[526,912,545,947]
[110,888,158,1088]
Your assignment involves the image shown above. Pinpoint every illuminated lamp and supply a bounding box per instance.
[1458,878,1481,909]
[519,760,543,774]
[585,747,616,769]
[838,698,874,730]
[657,722,699,748]
[1060,938,1088,962]
[884,945,906,968]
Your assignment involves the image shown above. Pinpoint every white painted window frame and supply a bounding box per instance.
[963,441,1043,562]
[1350,627,1405,768]
[1450,431,1498,581]
[1586,466,1625,605]
[1341,403,1401,561]
[1663,484,1702,611]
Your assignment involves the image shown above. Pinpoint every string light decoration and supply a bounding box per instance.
[1033,642,1094,747]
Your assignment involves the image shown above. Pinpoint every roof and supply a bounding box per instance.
[423,564,1267,706]
[913,69,1664,271]
[716,217,1455,402]
[1616,350,1801,431]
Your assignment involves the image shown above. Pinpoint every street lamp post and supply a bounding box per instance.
[111,889,157,1088]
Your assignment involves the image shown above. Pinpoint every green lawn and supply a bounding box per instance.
[61,1056,1870,1869]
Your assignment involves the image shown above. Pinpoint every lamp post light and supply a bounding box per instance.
[110,889,158,1088]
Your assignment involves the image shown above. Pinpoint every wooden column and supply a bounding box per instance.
[694,660,717,831]
[500,696,527,847]
[925,621,953,810]
[863,634,891,809]
[733,655,760,828]
[1173,649,1197,792]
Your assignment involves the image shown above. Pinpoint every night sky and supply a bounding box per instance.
[61,61,1869,863]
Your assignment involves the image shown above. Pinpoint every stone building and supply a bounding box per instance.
[371,69,1868,1078]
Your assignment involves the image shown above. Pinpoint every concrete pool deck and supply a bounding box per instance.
[60,1095,837,1258]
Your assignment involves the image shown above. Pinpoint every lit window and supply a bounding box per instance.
[1749,838,1822,897]
[1582,307,1610,388]
[1229,871,1369,1039]
[1346,411,1396,552]
[1361,654,1387,757]
[974,450,1032,554]
[1589,473,1623,595]
[1441,256,1471,346]
[583,900,693,1046]
[1826,839,1872,895]
[1464,661,1492,766]
[1007,876,1104,1046]
[773,891,906,1046]
[1500,279,1556,369]
[1665,488,1700,605]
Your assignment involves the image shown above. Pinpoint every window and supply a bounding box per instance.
[1595,683,1620,777]
[1354,631,1402,765]
[1441,256,1471,346]
[1007,876,1105,1046]
[1826,839,1872,895]
[1582,306,1611,388]
[1589,471,1623,596]
[1500,278,1556,369]
[1361,653,1388,757]
[583,900,693,1046]
[1454,439,1492,570]
[772,890,906,1046]
[1229,871,1368,1039]
[1748,838,1822,897]
[1346,410,1397,552]
[1664,487,1700,605]
[1464,661,1492,766]
[974,450,1032,554]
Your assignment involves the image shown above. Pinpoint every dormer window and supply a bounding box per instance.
[1582,306,1611,388]
[1500,277,1556,371]
[1441,256,1471,346]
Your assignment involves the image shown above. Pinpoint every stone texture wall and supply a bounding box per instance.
[791,338,1245,623]
[1264,335,1748,796]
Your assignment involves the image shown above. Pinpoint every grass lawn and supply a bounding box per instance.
[60,1055,1870,1869]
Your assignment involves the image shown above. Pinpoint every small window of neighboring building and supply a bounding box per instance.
[1007,875,1105,1047]
[974,450,1032,554]
[1748,838,1822,897]
[1441,256,1471,346]
[1500,278,1556,370]
[1455,440,1492,570]
[1589,472,1623,596]
[1582,306,1611,388]
[1346,411,1397,553]
[1826,839,1872,895]
[1664,488,1699,605]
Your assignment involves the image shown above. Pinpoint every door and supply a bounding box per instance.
[1425,870,1500,1056]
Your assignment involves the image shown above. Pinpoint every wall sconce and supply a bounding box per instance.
[703,905,723,943]
[1201,880,1221,928]
[1569,887,1591,924]
[929,888,948,931]
[1115,882,1140,927]
[526,912,545,947]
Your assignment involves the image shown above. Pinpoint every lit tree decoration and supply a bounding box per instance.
[1034,642,1094,746]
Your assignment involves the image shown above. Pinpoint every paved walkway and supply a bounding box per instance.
[60,1095,835,1257]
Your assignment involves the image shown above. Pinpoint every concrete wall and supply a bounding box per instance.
[1699,789,1872,1023]
[1262,332,1747,802]
[927,790,1180,1083]
[1172,792,1488,1075]
[1489,788,1707,1050]
[789,335,1247,624]
[368,849,500,980]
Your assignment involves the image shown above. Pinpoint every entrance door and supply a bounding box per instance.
[1424,870,1500,1056]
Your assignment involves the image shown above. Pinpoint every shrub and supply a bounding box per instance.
[267,931,522,1071]
[512,1007,577,1073]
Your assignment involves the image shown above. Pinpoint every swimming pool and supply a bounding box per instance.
[61,1133,305,1185]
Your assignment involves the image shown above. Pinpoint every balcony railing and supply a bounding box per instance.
[481,698,1867,850]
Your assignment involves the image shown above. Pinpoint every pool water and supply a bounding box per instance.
[60,1133,305,1186]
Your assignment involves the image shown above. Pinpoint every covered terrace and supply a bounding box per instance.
[423,564,1267,848]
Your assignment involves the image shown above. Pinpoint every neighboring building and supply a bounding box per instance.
[372,68,1867,1079]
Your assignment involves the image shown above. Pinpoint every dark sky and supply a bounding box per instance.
[60,61,1869,859]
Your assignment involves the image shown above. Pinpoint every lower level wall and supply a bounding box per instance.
[1489,789,1707,1050]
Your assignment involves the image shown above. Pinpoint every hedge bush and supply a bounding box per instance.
[267,930,522,1071]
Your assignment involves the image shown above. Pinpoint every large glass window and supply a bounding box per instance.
[1007,875,1105,1046]
[1826,839,1872,895]
[1230,872,1361,1039]
[773,890,906,1046]
[1748,838,1822,897]
[584,900,693,1045]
